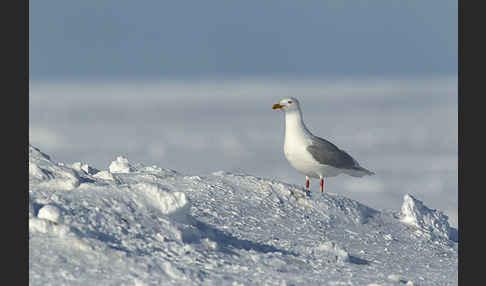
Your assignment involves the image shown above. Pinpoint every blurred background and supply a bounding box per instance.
[29,1,458,227]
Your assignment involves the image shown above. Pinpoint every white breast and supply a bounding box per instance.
[282,109,345,178]
[283,111,320,177]
[284,144,319,178]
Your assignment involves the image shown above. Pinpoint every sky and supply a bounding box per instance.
[29,1,458,225]
[30,0,457,79]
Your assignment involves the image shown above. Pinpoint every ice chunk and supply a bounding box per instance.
[109,156,133,173]
[387,274,402,282]
[70,162,99,175]
[29,162,52,180]
[134,183,189,215]
[92,170,115,181]
[37,204,63,224]
[400,193,457,241]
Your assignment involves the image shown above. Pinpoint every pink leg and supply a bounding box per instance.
[320,177,324,193]
[304,176,311,197]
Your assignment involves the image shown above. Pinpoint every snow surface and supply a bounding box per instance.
[29,144,458,285]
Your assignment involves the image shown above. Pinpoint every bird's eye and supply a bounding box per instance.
[288,101,292,104]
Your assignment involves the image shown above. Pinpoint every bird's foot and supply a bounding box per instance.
[305,189,312,198]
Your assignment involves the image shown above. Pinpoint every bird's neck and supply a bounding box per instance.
[284,110,312,143]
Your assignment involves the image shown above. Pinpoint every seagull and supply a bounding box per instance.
[272,97,374,195]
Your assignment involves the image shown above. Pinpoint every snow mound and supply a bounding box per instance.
[311,241,350,263]
[400,193,458,242]
[29,217,70,236]
[29,145,81,190]
[313,193,378,225]
[29,145,458,286]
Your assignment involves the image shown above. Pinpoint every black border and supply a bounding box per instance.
[458,0,483,284]
[25,0,30,283]
[458,0,462,284]
[7,0,29,283]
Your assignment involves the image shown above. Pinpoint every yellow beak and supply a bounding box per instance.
[272,103,286,109]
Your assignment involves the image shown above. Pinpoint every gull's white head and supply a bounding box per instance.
[272,97,301,113]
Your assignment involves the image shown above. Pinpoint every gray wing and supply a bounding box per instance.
[306,136,359,169]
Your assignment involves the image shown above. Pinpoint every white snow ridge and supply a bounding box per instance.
[29,144,458,286]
